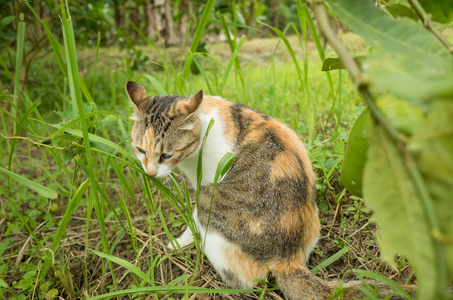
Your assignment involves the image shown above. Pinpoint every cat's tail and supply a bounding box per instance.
[274,269,417,300]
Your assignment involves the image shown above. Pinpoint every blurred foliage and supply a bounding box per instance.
[323,0,453,298]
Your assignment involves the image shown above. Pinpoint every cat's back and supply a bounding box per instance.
[202,96,314,195]
[198,96,319,263]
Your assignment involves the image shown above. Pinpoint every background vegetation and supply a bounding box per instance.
[0,0,452,299]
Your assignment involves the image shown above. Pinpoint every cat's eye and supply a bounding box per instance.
[159,153,172,162]
[136,147,146,155]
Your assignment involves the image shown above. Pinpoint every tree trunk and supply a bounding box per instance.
[114,0,125,29]
[247,0,255,34]
[269,0,279,28]
[144,0,178,46]
[178,0,193,46]
[144,0,154,38]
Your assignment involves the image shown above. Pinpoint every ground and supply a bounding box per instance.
[0,33,415,299]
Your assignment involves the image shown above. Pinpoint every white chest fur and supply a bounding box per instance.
[177,107,234,186]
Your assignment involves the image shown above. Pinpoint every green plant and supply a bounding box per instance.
[314,0,453,298]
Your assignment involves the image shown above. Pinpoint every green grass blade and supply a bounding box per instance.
[63,128,135,160]
[219,14,244,92]
[213,152,235,183]
[352,269,414,300]
[143,74,167,95]
[181,0,216,80]
[196,119,215,198]
[60,1,116,287]
[189,51,214,95]
[311,247,349,275]
[129,21,171,79]
[92,250,153,285]
[86,286,277,299]
[13,13,26,126]
[219,35,246,95]
[39,179,89,281]
[0,166,58,199]
[51,179,89,253]
[0,54,12,79]
[258,20,305,95]
[24,2,66,77]
[7,13,26,177]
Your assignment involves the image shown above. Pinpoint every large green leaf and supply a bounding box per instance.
[0,167,58,199]
[329,0,453,100]
[363,125,436,299]
[409,101,453,280]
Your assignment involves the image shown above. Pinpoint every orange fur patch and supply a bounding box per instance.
[278,208,303,234]
[266,120,306,155]
[140,127,155,150]
[266,119,315,196]
[241,108,265,122]
[223,243,268,286]
[300,204,321,251]
[243,128,263,144]
[247,219,264,235]
[270,151,301,182]
[204,97,238,143]
[268,256,306,274]
[140,127,158,176]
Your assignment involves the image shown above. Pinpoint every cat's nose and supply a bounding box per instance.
[145,162,158,177]
[147,170,157,177]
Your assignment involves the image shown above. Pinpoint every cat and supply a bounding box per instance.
[126,81,417,300]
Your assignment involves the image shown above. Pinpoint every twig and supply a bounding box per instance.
[407,0,453,54]
[312,1,361,83]
[0,132,66,150]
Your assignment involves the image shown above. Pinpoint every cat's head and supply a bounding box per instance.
[126,81,203,177]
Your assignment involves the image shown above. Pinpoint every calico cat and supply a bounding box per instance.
[126,81,416,300]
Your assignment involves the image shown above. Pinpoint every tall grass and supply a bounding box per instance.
[0,1,368,299]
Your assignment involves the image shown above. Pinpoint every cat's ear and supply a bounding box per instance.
[180,90,203,115]
[126,81,148,110]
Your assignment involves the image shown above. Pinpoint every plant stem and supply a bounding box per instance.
[407,0,453,54]
[312,1,361,83]
[313,1,402,143]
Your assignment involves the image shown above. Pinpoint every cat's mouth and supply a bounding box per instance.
[156,170,172,178]
[155,164,172,178]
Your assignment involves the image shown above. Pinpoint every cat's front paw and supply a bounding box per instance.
[167,227,195,250]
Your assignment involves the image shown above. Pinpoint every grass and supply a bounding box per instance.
[0,3,416,300]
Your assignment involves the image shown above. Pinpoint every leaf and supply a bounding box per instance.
[311,247,349,275]
[0,16,16,28]
[0,279,8,288]
[91,250,153,285]
[353,269,414,299]
[46,288,59,299]
[329,0,453,101]
[376,95,424,136]
[322,57,345,71]
[322,56,365,72]
[409,101,453,280]
[214,152,235,183]
[363,125,436,299]
[0,167,58,199]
